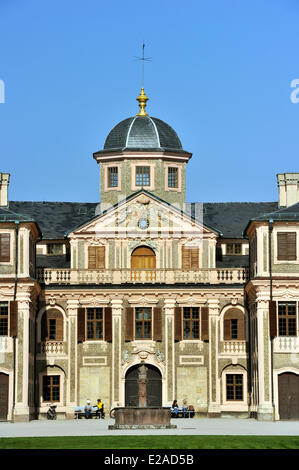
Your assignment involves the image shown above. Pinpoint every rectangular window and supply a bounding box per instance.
[87,308,103,340]
[226,374,243,401]
[136,166,150,186]
[0,302,8,336]
[48,319,56,340]
[277,232,297,261]
[168,167,178,188]
[0,233,10,262]
[278,302,297,336]
[226,243,242,255]
[108,167,118,188]
[135,307,152,339]
[47,244,63,255]
[231,319,238,339]
[43,375,60,402]
[183,307,200,339]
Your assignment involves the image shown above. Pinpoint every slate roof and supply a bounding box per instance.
[7,199,279,240]
[103,116,184,152]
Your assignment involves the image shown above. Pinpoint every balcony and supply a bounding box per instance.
[273,337,299,353]
[36,267,249,285]
[221,341,247,355]
[38,341,65,355]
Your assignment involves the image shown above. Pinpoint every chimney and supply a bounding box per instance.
[0,173,10,207]
[277,173,299,208]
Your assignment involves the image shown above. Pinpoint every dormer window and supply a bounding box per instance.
[136,166,150,186]
[47,244,63,255]
[226,243,242,255]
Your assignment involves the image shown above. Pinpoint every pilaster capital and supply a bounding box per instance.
[164,299,176,315]
[207,299,220,315]
[111,299,123,316]
[67,299,80,316]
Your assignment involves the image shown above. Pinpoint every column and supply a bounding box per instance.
[256,298,274,421]
[207,299,221,417]
[111,299,123,408]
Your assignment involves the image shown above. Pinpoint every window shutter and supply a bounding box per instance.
[104,307,112,342]
[9,301,18,337]
[77,308,86,343]
[277,232,297,261]
[88,246,106,269]
[125,307,134,341]
[182,247,190,269]
[41,312,48,341]
[153,307,162,341]
[238,318,245,340]
[174,307,182,341]
[56,316,63,341]
[0,234,10,262]
[88,246,97,269]
[190,248,199,269]
[96,246,106,269]
[269,300,277,338]
[201,307,209,340]
[224,319,231,340]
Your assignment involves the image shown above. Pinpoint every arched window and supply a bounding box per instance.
[41,309,63,342]
[223,308,245,340]
[131,246,156,269]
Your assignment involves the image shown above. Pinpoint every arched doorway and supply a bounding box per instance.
[0,373,9,421]
[131,246,156,269]
[125,364,162,407]
[278,373,299,420]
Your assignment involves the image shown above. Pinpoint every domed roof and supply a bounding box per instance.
[103,115,183,151]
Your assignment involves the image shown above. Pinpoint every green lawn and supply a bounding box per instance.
[0,435,299,449]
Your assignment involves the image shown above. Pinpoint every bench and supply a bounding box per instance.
[171,407,195,418]
[74,406,105,419]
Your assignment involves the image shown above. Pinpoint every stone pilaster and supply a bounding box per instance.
[207,299,221,417]
[13,293,31,422]
[164,299,175,405]
[256,298,274,421]
[111,299,122,408]
[66,299,79,418]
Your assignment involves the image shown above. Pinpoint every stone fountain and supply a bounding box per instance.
[108,364,176,430]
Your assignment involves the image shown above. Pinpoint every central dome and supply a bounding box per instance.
[103,115,183,152]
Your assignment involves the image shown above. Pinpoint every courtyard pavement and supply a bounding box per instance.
[0,417,298,438]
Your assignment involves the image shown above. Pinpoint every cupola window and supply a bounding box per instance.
[168,167,178,188]
[108,167,118,188]
[136,166,150,186]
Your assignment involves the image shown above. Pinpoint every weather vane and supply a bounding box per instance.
[135,42,152,88]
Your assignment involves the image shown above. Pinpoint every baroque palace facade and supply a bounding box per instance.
[1,89,299,422]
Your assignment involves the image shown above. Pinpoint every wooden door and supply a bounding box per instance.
[125,364,162,407]
[131,247,156,269]
[0,373,9,421]
[278,373,299,420]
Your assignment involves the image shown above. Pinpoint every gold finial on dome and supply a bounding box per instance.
[136,87,149,116]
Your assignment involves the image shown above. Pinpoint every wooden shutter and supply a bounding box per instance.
[182,246,199,269]
[182,246,190,269]
[41,312,48,341]
[56,316,63,341]
[190,248,199,268]
[88,246,106,269]
[0,234,10,262]
[9,301,18,337]
[104,307,112,342]
[269,300,277,338]
[174,307,182,341]
[223,319,231,340]
[201,307,209,340]
[125,307,134,341]
[277,232,297,261]
[238,318,245,340]
[153,307,162,341]
[77,308,86,343]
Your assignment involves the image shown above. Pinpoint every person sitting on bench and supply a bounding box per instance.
[84,400,92,419]
[96,399,104,419]
[171,399,179,417]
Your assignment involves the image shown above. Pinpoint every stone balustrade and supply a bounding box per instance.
[36,267,249,285]
[273,336,299,353]
[39,341,65,355]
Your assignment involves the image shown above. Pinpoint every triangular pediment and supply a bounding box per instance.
[67,190,220,241]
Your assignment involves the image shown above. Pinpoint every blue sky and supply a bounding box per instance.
[0,0,298,204]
